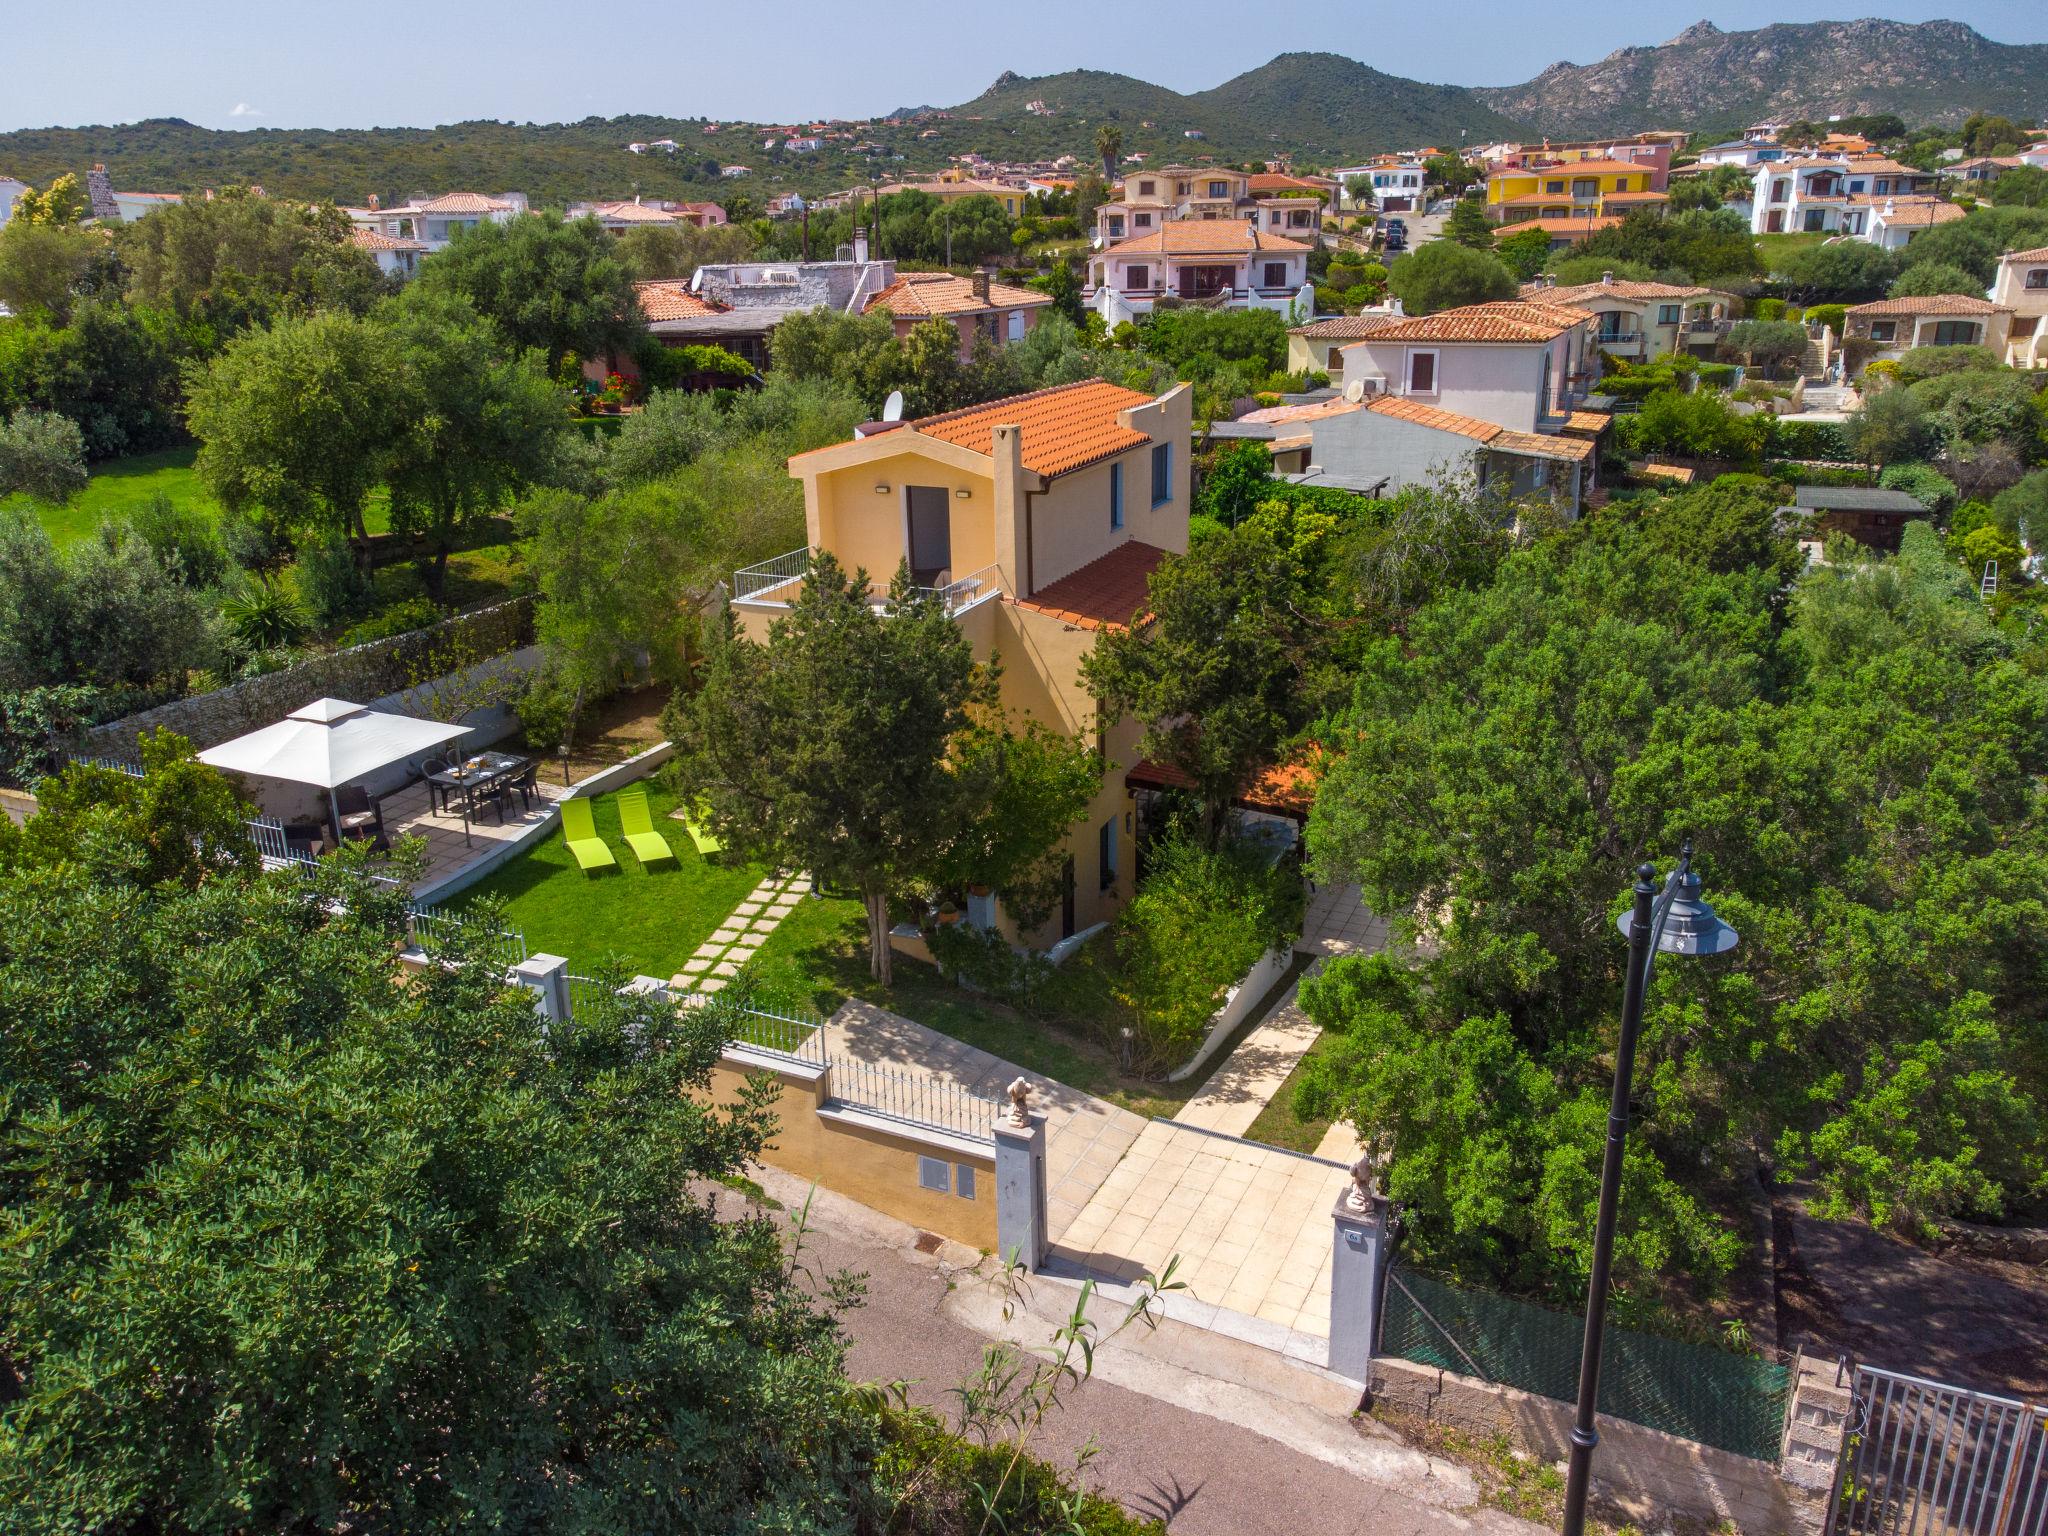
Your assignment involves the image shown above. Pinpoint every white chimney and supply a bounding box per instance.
[1601,270,1614,285]
[853,226,869,265]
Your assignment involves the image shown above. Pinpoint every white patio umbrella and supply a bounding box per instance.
[197,698,468,839]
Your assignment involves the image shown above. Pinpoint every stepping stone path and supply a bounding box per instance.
[670,871,810,994]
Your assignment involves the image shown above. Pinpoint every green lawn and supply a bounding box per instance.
[6,444,401,549]
[452,799,1313,1123]
[450,783,769,982]
[1754,231,1829,272]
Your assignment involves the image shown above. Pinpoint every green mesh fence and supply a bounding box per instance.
[1380,1266,1791,1462]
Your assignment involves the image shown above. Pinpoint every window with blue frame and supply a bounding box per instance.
[1151,442,1172,506]
[1110,462,1124,530]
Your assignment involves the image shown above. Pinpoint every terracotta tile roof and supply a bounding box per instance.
[1343,299,1589,344]
[907,380,1158,479]
[1363,396,1502,441]
[2004,246,2048,263]
[1098,222,1311,259]
[1494,157,1657,178]
[350,227,424,252]
[1863,198,1966,228]
[1637,462,1695,483]
[1601,190,1670,203]
[583,200,679,222]
[1841,158,1926,178]
[1527,278,1720,304]
[1493,429,1595,462]
[1012,540,1171,632]
[1127,749,1319,819]
[1565,409,1613,435]
[1502,215,1622,239]
[1236,397,1364,425]
[632,279,729,321]
[862,271,1053,319]
[407,192,515,215]
[1248,173,1331,195]
[1289,313,1404,339]
[1847,294,2010,317]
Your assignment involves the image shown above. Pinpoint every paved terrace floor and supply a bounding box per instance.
[820,1001,1149,1243]
[374,777,564,897]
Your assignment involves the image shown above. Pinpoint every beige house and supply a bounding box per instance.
[861,271,1054,362]
[1992,245,2048,369]
[1286,310,1404,374]
[740,380,1194,946]
[1842,295,2014,376]
[1086,221,1312,324]
[1521,274,1736,361]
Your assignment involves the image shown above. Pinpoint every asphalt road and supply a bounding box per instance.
[742,1173,1538,1536]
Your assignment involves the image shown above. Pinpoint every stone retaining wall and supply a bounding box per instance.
[79,597,534,758]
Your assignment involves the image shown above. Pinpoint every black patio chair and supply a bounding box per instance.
[509,760,540,812]
[469,771,513,826]
[283,821,328,860]
[334,785,388,851]
[422,756,456,814]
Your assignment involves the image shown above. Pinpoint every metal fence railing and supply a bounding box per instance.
[66,753,147,778]
[730,1000,829,1061]
[824,1056,998,1141]
[247,816,316,868]
[1379,1264,1792,1462]
[731,546,812,603]
[1835,1365,2048,1536]
[407,905,528,970]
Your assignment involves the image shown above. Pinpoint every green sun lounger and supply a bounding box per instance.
[616,786,675,868]
[558,795,617,873]
[680,796,723,856]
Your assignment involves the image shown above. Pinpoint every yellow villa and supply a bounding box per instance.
[734,380,1194,946]
[1485,158,1670,224]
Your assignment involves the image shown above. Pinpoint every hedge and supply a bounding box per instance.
[1768,419,1854,462]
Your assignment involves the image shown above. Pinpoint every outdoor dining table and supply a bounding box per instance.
[428,751,532,842]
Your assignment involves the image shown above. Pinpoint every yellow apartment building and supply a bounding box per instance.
[733,380,1194,947]
[1486,158,1670,224]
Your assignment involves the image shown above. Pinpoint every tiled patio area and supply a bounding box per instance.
[1051,1118,1350,1340]
[819,1000,1149,1240]
[375,777,565,896]
[1299,881,1392,957]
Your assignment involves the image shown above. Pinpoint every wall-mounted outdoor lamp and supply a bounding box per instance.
[874,483,891,494]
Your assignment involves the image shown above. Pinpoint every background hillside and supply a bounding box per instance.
[1473,18,2048,139]
[0,18,2041,208]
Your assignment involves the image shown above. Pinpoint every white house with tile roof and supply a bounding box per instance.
[1333,300,1601,433]
[349,225,426,279]
[352,192,524,253]
[1085,222,1312,322]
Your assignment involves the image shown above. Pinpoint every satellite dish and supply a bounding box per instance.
[689,268,704,293]
[882,390,905,422]
[1343,379,1366,404]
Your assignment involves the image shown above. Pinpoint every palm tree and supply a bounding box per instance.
[1095,125,1123,182]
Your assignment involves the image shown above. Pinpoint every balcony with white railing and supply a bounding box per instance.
[731,548,1008,617]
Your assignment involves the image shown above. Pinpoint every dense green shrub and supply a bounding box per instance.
[1769,419,1855,462]
[1880,461,1961,515]
[335,597,440,648]
[290,534,373,630]
[1113,830,1304,1070]
[1634,388,1770,463]
[1894,345,2001,385]
[1803,304,1848,336]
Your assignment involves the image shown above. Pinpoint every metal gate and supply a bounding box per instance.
[1834,1364,2048,1536]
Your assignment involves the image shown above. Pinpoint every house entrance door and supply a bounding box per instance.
[906,486,951,587]
[1178,265,1234,299]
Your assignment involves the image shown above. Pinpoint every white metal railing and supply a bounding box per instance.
[247,816,316,868]
[910,564,1005,614]
[732,546,812,602]
[408,904,528,969]
[826,1056,998,1140]
[735,551,1005,617]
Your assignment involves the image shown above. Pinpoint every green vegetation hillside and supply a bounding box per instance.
[1190,53,1527,157]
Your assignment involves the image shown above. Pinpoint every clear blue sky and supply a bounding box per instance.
[6,0,2046,133]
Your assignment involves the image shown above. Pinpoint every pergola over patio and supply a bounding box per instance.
[197,698,468,841]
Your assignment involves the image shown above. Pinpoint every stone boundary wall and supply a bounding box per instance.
[1369,1354,1826,1533]
[79,597,535,758]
